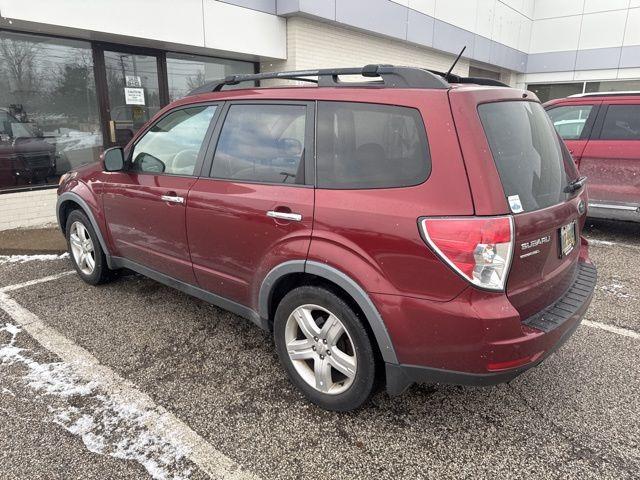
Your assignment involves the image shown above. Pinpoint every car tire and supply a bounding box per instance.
[65,209,112,285]
[274,285,377,411]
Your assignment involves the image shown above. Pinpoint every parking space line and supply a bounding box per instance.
[0,271,75,293]
[583,320,640,340]
[0,285,261,480]
[587,238,640,251]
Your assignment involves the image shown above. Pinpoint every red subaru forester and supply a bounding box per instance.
[57,66,596,411]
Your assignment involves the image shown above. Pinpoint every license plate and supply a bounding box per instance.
[560,221,576,257]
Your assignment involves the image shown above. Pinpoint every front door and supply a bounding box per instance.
[98,47,165,148]
[187,102,315,307]
[102,104,219,283]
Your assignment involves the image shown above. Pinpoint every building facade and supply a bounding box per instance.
[1,0,639,228]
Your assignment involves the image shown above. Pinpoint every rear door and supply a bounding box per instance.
[467,96,586,319]
[579,101,640,213]
[102,103,219,283]
[546,101,600,164]
[186,101,315,307]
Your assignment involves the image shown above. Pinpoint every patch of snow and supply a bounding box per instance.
[599,282,633,299]
[1,387,14,396]
[0,322,193,480]
[0,253,69,265]
[587,239,616,246]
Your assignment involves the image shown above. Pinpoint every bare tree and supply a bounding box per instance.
[0,37,41,103]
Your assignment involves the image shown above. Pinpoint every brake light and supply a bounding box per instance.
[420,216,514,291]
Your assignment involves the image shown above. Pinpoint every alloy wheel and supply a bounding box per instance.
[69,221,96,275]
[284,304,357,395]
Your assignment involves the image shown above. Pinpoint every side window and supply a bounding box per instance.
[547,105,593,140]
[211,104,307,184]
[131,105,216,175]
[600,105,640,140]
[316,102,430,189]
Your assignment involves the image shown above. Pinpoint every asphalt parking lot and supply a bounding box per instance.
[1,219,639,480]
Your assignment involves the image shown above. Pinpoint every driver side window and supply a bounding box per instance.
[131,105,216,175]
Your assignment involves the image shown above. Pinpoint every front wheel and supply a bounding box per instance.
[274,286,377,411]
[65,209,112,285]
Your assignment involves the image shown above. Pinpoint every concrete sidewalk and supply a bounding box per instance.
[0,227,66,255]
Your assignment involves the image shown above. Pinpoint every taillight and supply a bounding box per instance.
[419,216,514,291]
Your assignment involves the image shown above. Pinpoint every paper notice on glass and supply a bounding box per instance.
[124,87,145,105]
[126,75,142,87]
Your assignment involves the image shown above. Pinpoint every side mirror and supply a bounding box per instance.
[103,147,124,172]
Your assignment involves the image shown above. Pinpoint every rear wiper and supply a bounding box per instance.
[564,176,587,194]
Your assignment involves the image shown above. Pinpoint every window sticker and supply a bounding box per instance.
[508,194,524,213]
[124,87,145,105]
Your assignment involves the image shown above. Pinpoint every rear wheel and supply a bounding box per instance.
[65,210,112,285]
[274,286,377,411]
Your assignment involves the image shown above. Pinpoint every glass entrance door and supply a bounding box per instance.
[102,49,163,147]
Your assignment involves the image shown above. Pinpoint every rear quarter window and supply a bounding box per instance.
[316,101,430,189]
[600,105,640,140]
[478,101,571,212]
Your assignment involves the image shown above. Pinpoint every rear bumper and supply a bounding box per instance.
[384,260,597,395]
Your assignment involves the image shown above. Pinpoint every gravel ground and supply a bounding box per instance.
[0,221,638,480]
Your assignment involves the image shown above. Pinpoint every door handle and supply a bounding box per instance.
[161,195,185,204]
[267,210,302,222]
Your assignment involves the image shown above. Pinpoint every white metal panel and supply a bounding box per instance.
[475,0,497,39]
[583,0,630,14]
[574,69,619,80]
[408,0,436,16]
[0,0,205,47]
[530,16,582,53]
[492,1,528,50]
[578,10,627,50]
[624,8,640,46]
[434,0,478,32]
[202,1,286,59]
[533,0,585,20]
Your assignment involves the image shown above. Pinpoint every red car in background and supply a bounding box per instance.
[546,92,640,222]
[57,66,596,411]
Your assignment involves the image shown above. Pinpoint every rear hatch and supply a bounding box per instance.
[450,88,586,320]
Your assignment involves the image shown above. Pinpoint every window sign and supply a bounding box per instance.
[124,87,145,105]
[125,75,142,88]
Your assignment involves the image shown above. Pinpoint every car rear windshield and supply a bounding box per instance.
[478,100,571,213]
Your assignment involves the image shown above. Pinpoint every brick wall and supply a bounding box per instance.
[261,17,471,80]
[0,189,58,231]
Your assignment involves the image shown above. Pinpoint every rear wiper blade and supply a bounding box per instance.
[564,176,587,193]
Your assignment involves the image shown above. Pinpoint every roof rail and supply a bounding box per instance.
[427,69,510,87]
[187,64,450,95]
[568,91,640,98]
[185,64,512,96]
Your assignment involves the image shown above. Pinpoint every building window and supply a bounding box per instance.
[166,53,254,102]
[0,31,101,192]
[585,80,640,94]
[527,83,584,103]
[528,79,640,103]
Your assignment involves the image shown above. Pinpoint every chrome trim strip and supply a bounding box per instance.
[589,203,639,212]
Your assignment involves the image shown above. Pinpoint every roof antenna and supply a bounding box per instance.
[445,46,466,82]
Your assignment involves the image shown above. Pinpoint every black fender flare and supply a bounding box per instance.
[258,260,399,365]
[56,191,112,265]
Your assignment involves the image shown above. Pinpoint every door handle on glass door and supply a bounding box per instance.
[266,210,302,222]
[161,194,185,204]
